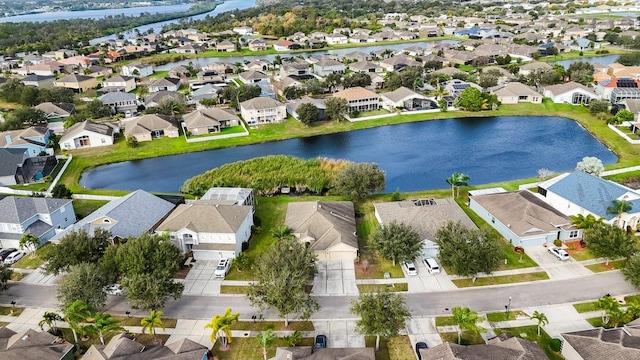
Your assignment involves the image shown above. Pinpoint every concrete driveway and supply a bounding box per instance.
[404,260,458,292]
[405,317,443,351]
[312,320,364,348]
[182,261,222,295]
[526,246,592,279]
[312,260,358,296]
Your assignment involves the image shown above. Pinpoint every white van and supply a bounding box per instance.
[423,257,441,274]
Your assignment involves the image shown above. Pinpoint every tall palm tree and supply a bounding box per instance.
[141,310,165,343]
[39,311,63,334]
[607,199,633,228]
[445,173,471,198]
[63,300,93,344]
[529,311,549,335]
[570,213,603,229]
[452,306,485,344]
[204,308,240,350]
[90,313,124,345]
[256,329,276,360]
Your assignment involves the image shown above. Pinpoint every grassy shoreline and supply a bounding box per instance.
[61,99,640,195]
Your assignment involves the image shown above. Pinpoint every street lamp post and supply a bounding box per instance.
[505,296,512,320]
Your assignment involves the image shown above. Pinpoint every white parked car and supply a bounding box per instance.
[403,261,418,276]
[214,258,231,278]
[4,250,25,265]
[548,246,570,261]
[104,284,124,296]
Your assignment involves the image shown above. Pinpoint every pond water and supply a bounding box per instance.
[80,116,618,193]
[551,54,620,69]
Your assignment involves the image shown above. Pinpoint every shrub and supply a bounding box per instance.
[550,338,562,352]
[553,239,562,247]
[126,135,139,148]
[391,188,401,201]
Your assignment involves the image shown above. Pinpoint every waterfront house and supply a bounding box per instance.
[248,38,268,51]
[285,201,359,260]
[286,96,326,121]
[488,82,543,104]
[216,40,236,52]
[380,86,435,110]
[121,62,153,78]
[59,120,117,150]
[182,108,240,135]
[124,114,179,142]
[240,97,287,125]
[274,40,296,52]
[348,60,383,73]
[332,87,380,112]
[0,196,75,249]
[542,81,599,105]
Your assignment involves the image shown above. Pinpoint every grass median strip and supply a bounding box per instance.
[485,310,528,322]
[357,283,408,292]
[573,301,599,313]
[111,316,177,328]
[452,272,548,287]
[229,321,314,332]
[220,285,250,294]
[435,316,457,327]
[585,259,626,273]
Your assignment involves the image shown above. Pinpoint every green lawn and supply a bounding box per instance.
[10,271,26,281]
[0,306,24,316]
[214,337,314,360]
[485,310,528,322]
[624,294,640,304]
[229,321,314,332]
[110,316,177,328]
[188,125,247,138]
[11,243,53,269]
[494,326,564,360]
[440,331,484,345]
[364,335,414,360]
[452,272,548,287]
[220,285,250,294]
[351,109,391,118]
[357,283,408,292]
[585,259,626,272]
[573,301,600,313]
[569,249,598,261]
[73,199,109,219]
[435,316,457,327]
[586,317,605,327]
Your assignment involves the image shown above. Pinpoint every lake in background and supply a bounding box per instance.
[80,116,618,194]
[0,4,193,23]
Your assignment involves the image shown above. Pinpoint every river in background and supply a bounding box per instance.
[80,116,618,194]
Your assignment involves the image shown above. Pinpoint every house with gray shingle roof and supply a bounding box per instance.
[0,196,75,249]
[59,120,117,150]
[374,198,476,258]
[82,333,207,360]
[181,108,239,135]
[155,200,253,260]
[561,327,640,360]
[419,335,547,360]
[51,190,175,243]
[0,127,52,158]
[148,77,181,93]
[380,86,435,110]
[285,201,358,260]
[240,97,286,124]
[0,148,29,185]
[539,171,640,230]
[543,81,599,105]
[34,102,75,121]
[98,92,138,116]
[0,327,74,360]
[124,114,179,142]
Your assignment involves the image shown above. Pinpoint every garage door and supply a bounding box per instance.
[520,236,548,248]
[193,250,220,261]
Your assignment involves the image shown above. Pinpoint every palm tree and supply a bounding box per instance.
[204,308,240,350]
[431,85,449,100]
[529,311,548,335]
[452,306,485,344]
[445,173,471,198]
[597,295,624,327]
[570,213,603,229]
[141,310,165,344]
[256,329,276,360]
[91,313,124,345]
[271,225,294,242]
[63,300,93,344]
[39,311,63,334]
[607,200,633,228]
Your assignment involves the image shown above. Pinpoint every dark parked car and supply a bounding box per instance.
[315,334,327,348]
[415,341,428,359]
[0,248,17,260]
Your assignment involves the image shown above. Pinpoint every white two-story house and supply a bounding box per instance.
[240,97,287,124]
[0,196,75,249]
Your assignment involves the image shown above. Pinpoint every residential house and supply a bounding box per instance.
[232,26,254,35]
[239,70,269,84]
[248,38,268,51]
[0,127,52,157]
[518,61,553,76]
[348,60,383,73]
[270,347,375,360]
[182,108,240,135]
[0,327,74,360]
[145,91,186,108]
[538,171,640,230]
[245,59,272,72]
[380,55,422,72]
[206,62,237,74]
[82,333,207,360]
[98,92,138,117]
[480,66,514,84]
[543,81,599,104]
[168,65,191,78]
[561,327,640,360]
[170,44,202,54]
[349,33,375,43]
[285,201,359,260]
[124,114,179,142]
[596,78,640,104]
[273,40,296,52]
[374,198,476,258]
[51,190,176,243]
[216,40,236,52]
[442,79,483,98]
[623,98,640,121]
[20,75,55,88]
[0,148,32,186]
[280,60,311,77]
[274,76,304,97]
[286,96,326,121]
[566,37,599,51]
[333,87,380,112]
[380,86,436,110]
[148,77,181,93]
[120,62,153,78]
[419,335,548,360]
[85,65,113,78]
[240,97,287,124]
[101,75,136,93]
[313,58,345,77]
[343,51,370,62]
[488,82,543,104]
[470,190,580,247]
[59,120,117,150]
[190,85,221,103]
[325,33,348,45]
[403,45,426,57]
[34,102,75,121]
[16,61,64,76]
[53,74,97,93]
[195,70,225,84]
[156,199,253,260]
[0,196,75,249]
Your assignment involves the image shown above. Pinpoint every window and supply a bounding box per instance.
[569,230,579,238]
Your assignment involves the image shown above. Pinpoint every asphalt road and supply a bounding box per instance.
[1,271,635,320]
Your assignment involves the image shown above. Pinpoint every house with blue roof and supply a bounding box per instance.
[538,171,640,230]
